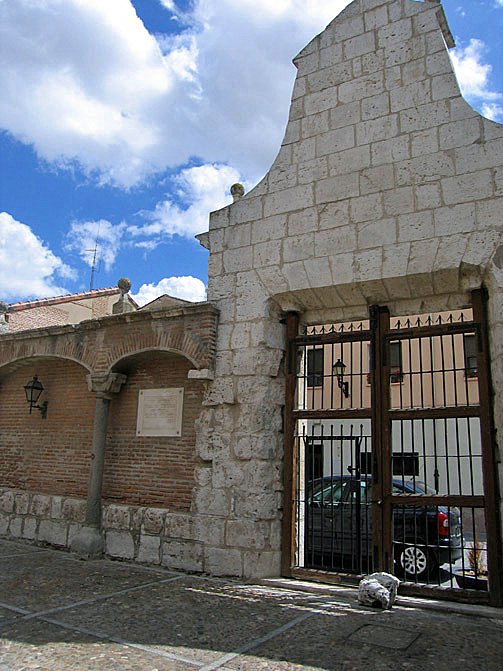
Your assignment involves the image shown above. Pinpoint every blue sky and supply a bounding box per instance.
[0,0,502,305]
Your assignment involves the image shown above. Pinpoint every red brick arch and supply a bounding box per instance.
[0,304,218,378]
[0,353,92,377]
[108,345,200,373]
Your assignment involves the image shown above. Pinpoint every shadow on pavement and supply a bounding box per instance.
[0,539,501,671]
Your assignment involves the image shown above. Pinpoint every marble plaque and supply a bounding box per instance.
[136,388,184,437]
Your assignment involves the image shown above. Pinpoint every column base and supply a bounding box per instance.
[71,526,104,559]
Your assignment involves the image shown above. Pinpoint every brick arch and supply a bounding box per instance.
[0,352,92,378]
[0,330,93,374]
[101,324,209,373]
[0,304,218,379]
[108,345,200,374]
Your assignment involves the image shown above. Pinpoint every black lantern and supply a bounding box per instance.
[24,376,48,418]
[333,359,349,398]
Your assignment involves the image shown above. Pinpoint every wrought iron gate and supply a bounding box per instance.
[282,289,502,606]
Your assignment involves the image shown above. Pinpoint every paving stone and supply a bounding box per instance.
[348,622,419,649]
[0,553,167,613]
[0,542,502,671]
[0,606,25,628]
[0,620,196,671]
[0,539,44,557]
[54,578,308,667]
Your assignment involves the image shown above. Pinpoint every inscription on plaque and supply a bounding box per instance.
[136,388,184,437]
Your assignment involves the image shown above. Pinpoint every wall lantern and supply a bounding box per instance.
[333,359,349,398]
[24,376,48,418]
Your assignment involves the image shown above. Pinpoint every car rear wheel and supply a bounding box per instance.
[396,543,438,580]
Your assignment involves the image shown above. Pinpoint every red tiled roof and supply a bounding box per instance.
[8,287,124,312]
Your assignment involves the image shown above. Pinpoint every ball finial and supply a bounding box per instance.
[230,183,245,202]
[117,277,132,295]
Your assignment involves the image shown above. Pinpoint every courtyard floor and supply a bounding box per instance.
[0,538,502,671]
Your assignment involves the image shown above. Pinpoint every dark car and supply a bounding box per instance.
[305,476,463,580]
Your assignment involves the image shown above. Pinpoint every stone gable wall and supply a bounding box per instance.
[196,0,503,578]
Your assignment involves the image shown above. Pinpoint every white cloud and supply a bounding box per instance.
[0,212,73,300]
[450,39,503,121]
[0,0,350,187]
[481,102,503,121]
[65,219,126,271]
[62,164,239,264]
[0,0,191,186]
[131,276,207,305]
[3,0,500,195]
[130,163,241,239]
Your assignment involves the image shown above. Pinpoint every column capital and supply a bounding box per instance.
[87,372,127,398]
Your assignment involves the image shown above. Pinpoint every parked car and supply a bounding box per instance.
[305,475,463,580]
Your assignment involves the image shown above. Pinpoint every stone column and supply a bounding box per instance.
[71,372,126,558]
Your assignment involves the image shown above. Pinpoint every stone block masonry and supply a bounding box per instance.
[198,0,503,578]
[1,0,502,579]
[0,488,280,576]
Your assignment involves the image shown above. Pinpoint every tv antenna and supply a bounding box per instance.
[87,238,100,291]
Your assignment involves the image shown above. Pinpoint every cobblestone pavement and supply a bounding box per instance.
[1,539,502,671]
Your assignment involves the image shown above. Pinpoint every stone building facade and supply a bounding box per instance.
[194,0,503,578]
[1,0,502,589]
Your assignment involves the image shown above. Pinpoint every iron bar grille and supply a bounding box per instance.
[296,319,371,412]
[289,308,493,599]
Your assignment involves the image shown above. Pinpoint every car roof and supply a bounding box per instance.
[314,475,421,490]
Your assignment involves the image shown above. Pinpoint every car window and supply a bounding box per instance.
[311,479,345,505]
[347,480,371,503]
[392,480,431,494]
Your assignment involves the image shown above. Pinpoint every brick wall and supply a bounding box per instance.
[0,359,94,497]
[105,351,205,509]
[0,352,205,509]
[7,305,71,332]
[0,294,218,567]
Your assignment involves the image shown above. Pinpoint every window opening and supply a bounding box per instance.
[463,334,478,378]
[389,340,403,383]
[307,348,324,387]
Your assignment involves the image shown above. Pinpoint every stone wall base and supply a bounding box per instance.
[0,488,281,578]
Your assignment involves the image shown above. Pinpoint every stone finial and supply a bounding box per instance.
[112,278,134,314]
[230,183,245,203]
[117,277,132,295]
[358,572,400,609]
